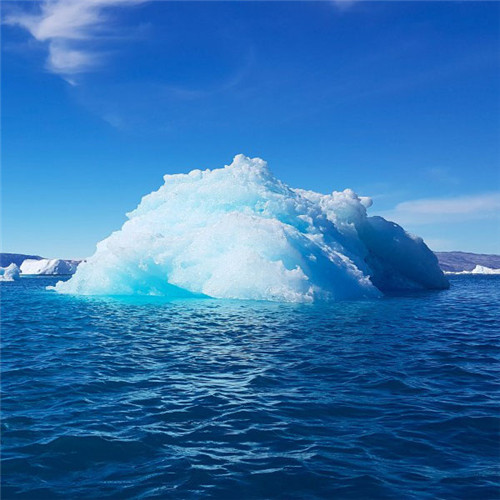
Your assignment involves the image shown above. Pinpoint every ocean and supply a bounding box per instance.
[1,275,499,499]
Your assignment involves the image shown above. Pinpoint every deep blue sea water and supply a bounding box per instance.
[1,275,499,499]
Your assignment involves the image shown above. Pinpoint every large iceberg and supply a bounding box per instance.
[21,258,79,275]
[53,155,448,302]
[0,263,21,282]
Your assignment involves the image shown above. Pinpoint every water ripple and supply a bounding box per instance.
[1,275,499,498]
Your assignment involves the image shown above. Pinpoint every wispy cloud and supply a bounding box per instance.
[4,0,144,82]
[424,167,460,186]
[377,192,500,225]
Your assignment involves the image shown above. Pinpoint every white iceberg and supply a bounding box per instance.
[470,265,500,274]
[447,264,500,275]
[53,155,448,302]
[21,258,79,276]
[0,263,21,281]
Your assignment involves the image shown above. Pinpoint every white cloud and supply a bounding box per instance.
[5,0,143,80]
[377,192,500,225]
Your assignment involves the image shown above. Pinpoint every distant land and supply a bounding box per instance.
[0,253,43,267]
[435,252,500,273]
[1,251,499,276]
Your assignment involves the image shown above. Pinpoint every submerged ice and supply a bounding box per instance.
[53,155,448,302]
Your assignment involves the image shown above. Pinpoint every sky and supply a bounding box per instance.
[2,0,499,259]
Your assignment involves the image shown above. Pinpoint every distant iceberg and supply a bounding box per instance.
[435,251,500,273]
[446,265,500,275]
[21,258,79,276]
[0,263,21,282]
[53,155,448,302]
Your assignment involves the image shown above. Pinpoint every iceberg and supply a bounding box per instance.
[53,155,448,302]
[447,265,500,275]
[21,258,79,276]
[469,265,500,275]
[0,263,21,282]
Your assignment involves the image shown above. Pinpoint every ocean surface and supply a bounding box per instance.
[2,275,499,499]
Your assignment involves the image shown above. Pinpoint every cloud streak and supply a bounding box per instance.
[378,192,500,225]
[5,0,143,80]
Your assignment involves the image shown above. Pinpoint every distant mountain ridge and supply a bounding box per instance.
[435,251,500,273]
[0,253,43,267]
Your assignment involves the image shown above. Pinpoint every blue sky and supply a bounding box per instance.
[2,0,499,258]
